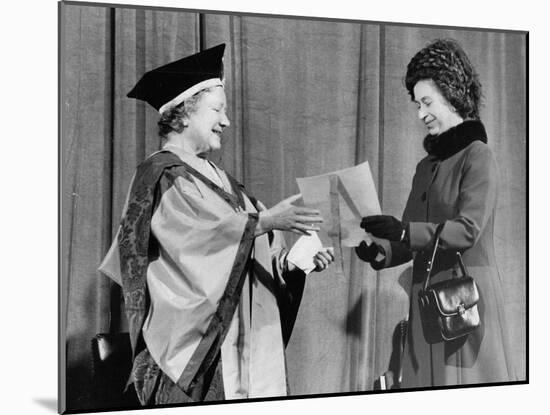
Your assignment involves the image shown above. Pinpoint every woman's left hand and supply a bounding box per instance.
[360,215,406,242]
[312,247,335,272]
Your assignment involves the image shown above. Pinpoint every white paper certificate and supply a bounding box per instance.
[287,232,324,275]
[296,161,381,248]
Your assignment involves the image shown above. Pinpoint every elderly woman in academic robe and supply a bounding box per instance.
[99,44,333,404]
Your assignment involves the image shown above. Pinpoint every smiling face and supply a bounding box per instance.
[413,79,463,136]
[183,86,230,153]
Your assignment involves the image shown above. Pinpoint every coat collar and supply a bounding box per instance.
[423,120,488,161]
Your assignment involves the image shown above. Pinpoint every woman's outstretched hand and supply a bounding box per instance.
[360,215,406,242]
[258,194,323,235]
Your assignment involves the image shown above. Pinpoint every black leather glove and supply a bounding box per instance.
[355,241,381,263]
[360,215,408,242]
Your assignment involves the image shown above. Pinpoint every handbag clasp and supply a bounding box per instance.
[457,303,466,315]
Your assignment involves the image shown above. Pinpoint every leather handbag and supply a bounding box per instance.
[418,224,481,343]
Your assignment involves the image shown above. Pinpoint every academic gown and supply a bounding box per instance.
[99,144,306,404]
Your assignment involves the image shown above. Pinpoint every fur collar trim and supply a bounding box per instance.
[423,120,488,160]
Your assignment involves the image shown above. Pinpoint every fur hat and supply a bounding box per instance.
[405,39,482,120]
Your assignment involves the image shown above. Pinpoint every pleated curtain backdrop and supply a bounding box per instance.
[60,3,527,411]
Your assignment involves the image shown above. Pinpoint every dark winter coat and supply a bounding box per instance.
[377,120,517,387]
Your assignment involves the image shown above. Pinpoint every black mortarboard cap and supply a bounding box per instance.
[127,43,226,113]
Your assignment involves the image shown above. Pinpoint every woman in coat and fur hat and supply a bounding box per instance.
[356,39,517,387]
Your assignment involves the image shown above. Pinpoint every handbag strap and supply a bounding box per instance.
[423,224,471,291]
[422,223,445,291]
[456,252,469,277]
